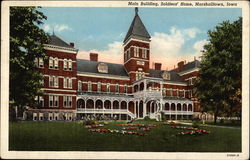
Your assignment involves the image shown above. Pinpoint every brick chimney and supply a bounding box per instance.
[177,61,184,72]
[69,42,74,47]
[90,53,98,61]
[155,63,162,70]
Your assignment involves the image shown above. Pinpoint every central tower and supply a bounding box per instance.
[123,8,151,82]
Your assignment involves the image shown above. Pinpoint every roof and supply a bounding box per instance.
[123,8,151,43]
[49,34,74,48]
[183,60,200,71]
[77,59,129,77]
[149,69,185,83]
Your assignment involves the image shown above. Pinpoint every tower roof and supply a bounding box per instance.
[123,8,151,43]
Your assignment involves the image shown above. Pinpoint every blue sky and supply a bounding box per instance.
[39,7,241,69]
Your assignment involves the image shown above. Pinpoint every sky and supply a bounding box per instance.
[39,7,241,70]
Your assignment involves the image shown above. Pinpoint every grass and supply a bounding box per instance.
[9,120,241,152]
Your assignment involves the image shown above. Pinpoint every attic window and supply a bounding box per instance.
[97,63,108,73]
[162,71,170,80]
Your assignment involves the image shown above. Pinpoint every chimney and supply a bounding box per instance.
[90,53,98,61]
[177,61,184,72]
[155,63,162,70]
[69,42,74,47]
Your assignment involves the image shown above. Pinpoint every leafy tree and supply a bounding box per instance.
[194,17,242,124]
[10,7,50,117]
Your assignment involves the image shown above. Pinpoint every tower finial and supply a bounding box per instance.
[135,7,138,15]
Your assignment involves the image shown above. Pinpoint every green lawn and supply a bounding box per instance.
[9,120,241,152]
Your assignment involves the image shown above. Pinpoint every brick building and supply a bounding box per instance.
[30,8,202,121]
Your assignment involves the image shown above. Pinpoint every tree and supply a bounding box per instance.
[194,17,242,124]
[10,7,50,117]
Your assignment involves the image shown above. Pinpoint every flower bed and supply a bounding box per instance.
[84,123,105,128]
[170,126,195,130]
[177,129,210,136]
[89,128,147,136]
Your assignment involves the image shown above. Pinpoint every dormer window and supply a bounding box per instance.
[162,71,171,80]
[97,63,108,73]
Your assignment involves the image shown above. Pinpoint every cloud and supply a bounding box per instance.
[77,41,124,64]
[42,24,72,33]
[150,27,205,70]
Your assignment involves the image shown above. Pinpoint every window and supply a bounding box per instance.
[136,71,138,81]
[142,48,147,58]
[39,58,44,68]
[63,59,67,70]
[124,84,127,94]
[134,47,139,57]
[107,83,110,93]
[78,81,82,91]
[68,60,72,71]
[127,50,130,59]
[63,96,67,106]
[170,88,173,97]
[177,89,179,97]
[124,51,127,61]
[39,96,44,107]
[54,76,58,88]
[49,76,53,87]
[97,82,101,92]
[115,83,119,93]
[64,96,72,107]
[64,78,67,88]
[183,89,185,98]
[54,96,58,107]
[68,96,72,106]
[49,57,54,69]
[88,81,92,92]
[49,95,53,107]
[68,78,72,88]
[54,58,58,69]
[40,77,44,87]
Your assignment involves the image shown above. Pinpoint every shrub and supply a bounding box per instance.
[192,117,201,128]
[83,120,96,126]
[143,116,151,121]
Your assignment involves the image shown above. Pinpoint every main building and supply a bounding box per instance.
[30,8,201,121]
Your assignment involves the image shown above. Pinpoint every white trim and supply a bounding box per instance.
[178,68,199,76]
[41,88,76,93]
[43,74,77,79]
[77,72,130,80]
[44,93,76,96]
[44,44,78,53]
[124,57,149,64]
[123,38,150,46]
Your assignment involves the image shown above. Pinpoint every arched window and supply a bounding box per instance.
[136,71,139,80]
[54,58,58,69]
[68,59,72,71]
[49,57,54,69]
[115,83,119,93]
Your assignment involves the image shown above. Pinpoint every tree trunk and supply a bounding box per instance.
[214,106,218,124]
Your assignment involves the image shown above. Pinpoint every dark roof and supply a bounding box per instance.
[49,34,74,48]
[149,69,185,83]
[77,59,129,77]
[123,8,151,43]
[183,60,200,71]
